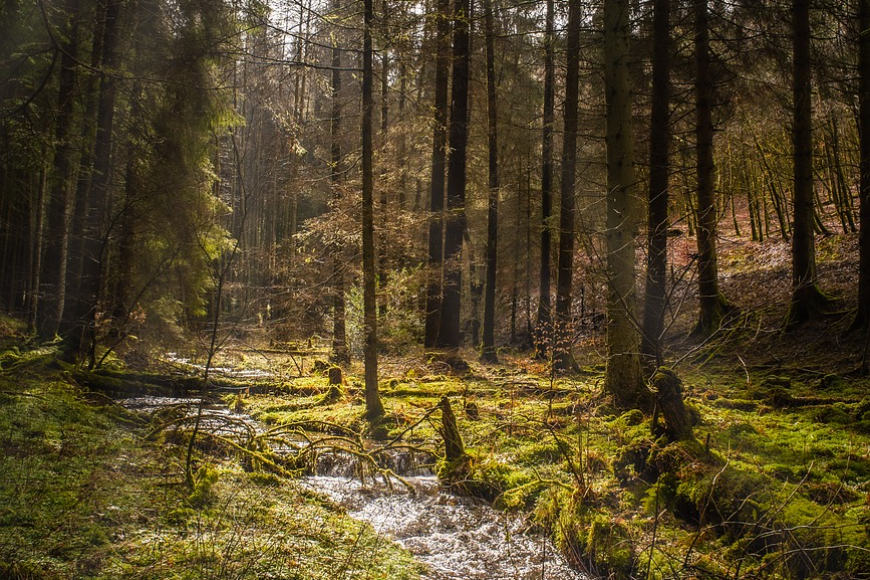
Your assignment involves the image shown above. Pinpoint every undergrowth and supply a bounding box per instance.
[0,345,421,580]
[2,304,869,580]
[236,347,870,580]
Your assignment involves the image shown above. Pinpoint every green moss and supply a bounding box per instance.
[813,402,852,424]
[711,398,758,411]
[546,495,636,580]
[722,421,759,438]
[0,350,422,580]
[166,506,196,525]
[846,546,870,577]
[643,472,677,513]
[187,465,219,508]
[613,440,653,483]
[585,514,635,578]
[616,409,644,427]
[32,344,855,580]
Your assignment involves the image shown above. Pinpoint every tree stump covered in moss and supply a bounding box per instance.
[440,396,466,460]
[652,368,695,442]
[438,396,470,483]
[317,366,344,404]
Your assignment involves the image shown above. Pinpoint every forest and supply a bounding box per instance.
[1,0,869,578]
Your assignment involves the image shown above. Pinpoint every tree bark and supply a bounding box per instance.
[603,0,650,410]
[694,0,732,336]
[424,0,451,348]
[787,0,829,326]
[481,0,499,363]
[652,368,695,442]
[553,0,581,371]
[641,0,670,365]
[856,0,870,330]
[438,396,469,486]
[363,0,385,420]
[65,0,122,366]
[378,0,389,318]
[62,6,106,329]
[535,0,555,360]
[28,166,48,334]
[437,0,470,350]
[330,0,349,365]
[38,0,80,339]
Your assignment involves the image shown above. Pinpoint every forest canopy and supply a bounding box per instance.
[1,0,866,371]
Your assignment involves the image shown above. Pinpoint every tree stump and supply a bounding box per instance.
[440,396,467,462]
[327,366,342,385]
[652,368,695,442]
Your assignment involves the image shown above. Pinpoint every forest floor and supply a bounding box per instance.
[0,328,423,580]
[1,233,869,579]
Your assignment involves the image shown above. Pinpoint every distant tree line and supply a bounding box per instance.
[1,0,868,410]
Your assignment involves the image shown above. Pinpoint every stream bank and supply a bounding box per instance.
[122,394,585,580]
[6,335,869,580]
[0,351,420,580]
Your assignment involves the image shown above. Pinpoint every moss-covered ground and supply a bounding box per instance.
[2,237,869,580]
[0,332,421,580]
[226,326,870,580]
[3,322,869,580]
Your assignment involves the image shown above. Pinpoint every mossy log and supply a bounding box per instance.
[652,368,695,442]
[764,387,846,409]
[68,365,277,396]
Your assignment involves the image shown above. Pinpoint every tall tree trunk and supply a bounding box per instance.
[481,0,499,363]
[467,232,482,346]
[641,0,671,365]
[107,120,139,346]
[65,0,122,366]
[603,0,649,410]
[787,0,829,326]
[28,166,48,334]
[378,0,389,318]
[62,7,106,329]
[436,0,470,350]
[398,57,407,212]
[553,0,581,370]
[38,0,80,339]
[363,0,385,420]
[855,0,870,330]
[330,0,349,364]
[424,0,451,349]
[694,0,731,335]
[535,0,555,360]
[510,184,519,344]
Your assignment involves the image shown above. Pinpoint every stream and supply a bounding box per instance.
[121,394,586,580]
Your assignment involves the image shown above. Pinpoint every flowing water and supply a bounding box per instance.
[121,394,586,580]
[307,474,583,580]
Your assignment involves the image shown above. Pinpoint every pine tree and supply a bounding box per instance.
[553,0,581,371]
[603,0,651,410]
[363,0,385,419]
[481,0,499,363]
